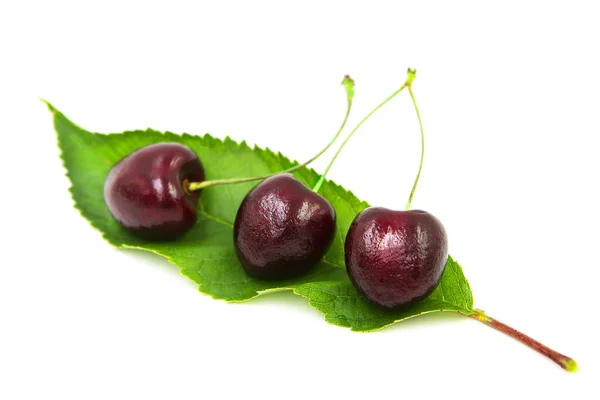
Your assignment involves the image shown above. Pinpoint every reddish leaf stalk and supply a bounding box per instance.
[469,310,577,372]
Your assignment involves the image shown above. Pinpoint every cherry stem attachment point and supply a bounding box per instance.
[469,310,578,372]
[312,69,416,193]
[187,75,356,192]
[405,70,423,210]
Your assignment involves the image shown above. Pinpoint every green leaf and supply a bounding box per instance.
[48,103,475,331]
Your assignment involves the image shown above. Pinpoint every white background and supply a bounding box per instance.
[1,1,598,399]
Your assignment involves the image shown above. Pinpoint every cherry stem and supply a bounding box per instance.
[469,310,578,372]
[312,69,416,193]
[187,75,356,192]
[405,75,424,210]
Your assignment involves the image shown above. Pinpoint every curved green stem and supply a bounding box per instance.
[405,81,424,210]
[187,76,355,192]
[312,69,416,193]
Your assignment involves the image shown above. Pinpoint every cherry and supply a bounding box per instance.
[104,142,205,241]
[345,208,448,308]
[234,174,336,279]
[343,68,450,308]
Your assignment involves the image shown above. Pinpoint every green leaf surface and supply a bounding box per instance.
[49,103,475,331]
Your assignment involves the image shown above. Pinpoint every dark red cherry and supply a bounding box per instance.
[345,207,448,309]
[104,142,205,241]
[234,173,336,279]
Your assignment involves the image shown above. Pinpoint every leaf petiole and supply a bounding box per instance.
[468,309,577,372]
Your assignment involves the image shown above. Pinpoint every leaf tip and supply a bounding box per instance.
[40,98,56,112]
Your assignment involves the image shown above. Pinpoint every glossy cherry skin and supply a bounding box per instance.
[234,173,336,280]
[104,142,205,241]
[345,207,448,309]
